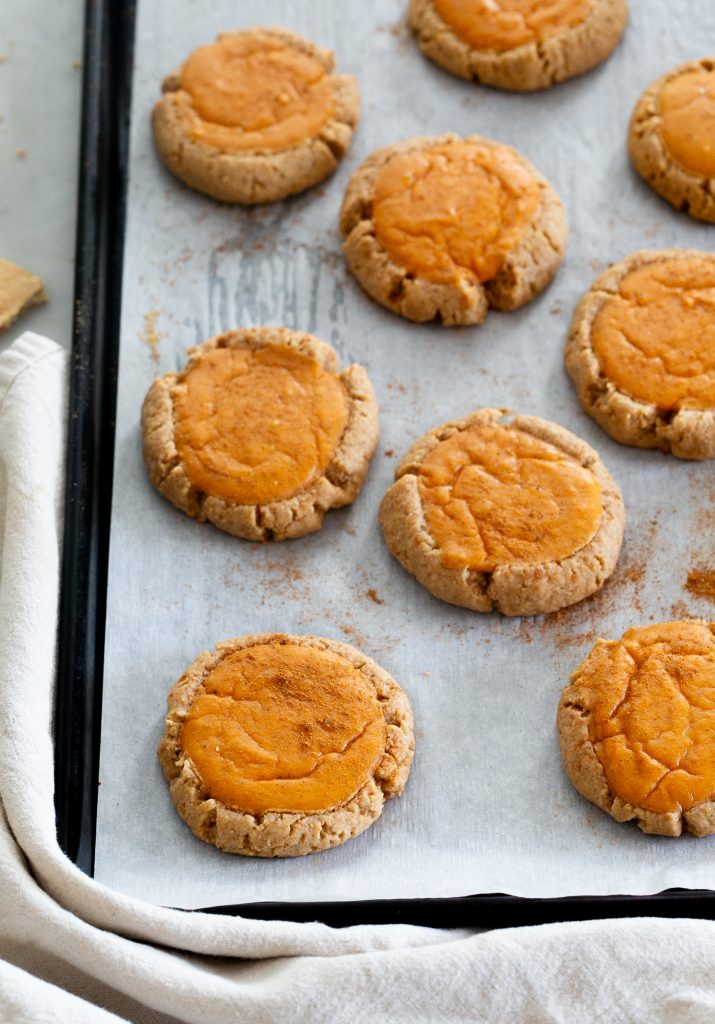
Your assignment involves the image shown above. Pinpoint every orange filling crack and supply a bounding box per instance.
[570,621,715,815]
[175,35,335,153]
[660,67,715,179]
[180,643,387,815]
[592,257,715,412]
[417,423,602,572]
[372,142,541,288]
[433,0,593,53]
[173,344,349,506]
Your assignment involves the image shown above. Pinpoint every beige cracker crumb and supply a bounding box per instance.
[142,309,164,361]
[0,258,46,331]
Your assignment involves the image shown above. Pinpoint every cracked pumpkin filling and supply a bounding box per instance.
[179,643,387,815]
[173,344,349,506]
[659,67,715,178]
[371,142,541,288]
[432,0,593,53]
[174,35,335,153]
[417,423,602,572]
[591,257,715,412]
[569,621,715,816]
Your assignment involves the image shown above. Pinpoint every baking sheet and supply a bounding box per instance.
[94,0,715,910]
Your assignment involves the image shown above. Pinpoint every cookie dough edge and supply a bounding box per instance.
[408,0,628,92]
[157,633,415,856]
[565,249,715,460]
[380,409,624,616]
[628,57,715,224]
[141,327,380,541]
[152,27,360,205]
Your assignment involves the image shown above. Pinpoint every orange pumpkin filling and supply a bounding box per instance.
[180,643,387,815]
[173,344,349,506]
[591,257,715,412]
[568,621,715,816]
[660,67,715,178]
[432,0,593,53]
[417,423,602,572]
[174,34,335,153]
[372,142,541,288]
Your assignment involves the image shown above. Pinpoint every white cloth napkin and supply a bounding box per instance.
[1,332,715,1023]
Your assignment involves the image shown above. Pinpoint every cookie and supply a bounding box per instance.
[0,258,46,331]
[566,249,715,460]
[142,327,378,540]
[339,133,567,326]
[152,27,360,204]
[629,57,715,222]
[157,633,415,857]
[380,408,624,616]
[558,620,715,837]
[408,0,627,92]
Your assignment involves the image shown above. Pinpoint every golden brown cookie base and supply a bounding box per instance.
[339,133,567,326]
[408,0,627,92]
[566,249,715,460]
[152,27,360,204]
[0,258,46,331]
[157,634,415,857]
[380,409,624,616]
[629,58,715,223]
[141,326,379,541]
[558,628,715,838]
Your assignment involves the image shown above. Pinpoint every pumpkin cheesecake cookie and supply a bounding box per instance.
[629,57,715,222]
[339,134,567,326]
[152,27,360,203]
[141,327,378,540]
[158,634,415,856]
[566,250,715,460]
[558,620,715,837]
[408,0,627,92]
[380,409,624,616]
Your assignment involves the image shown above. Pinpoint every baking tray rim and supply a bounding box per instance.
[54,0,715,927]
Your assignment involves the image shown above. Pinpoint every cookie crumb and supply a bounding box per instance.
[15,148,26,159]
[686,569,715,603]
[384,449,394,458]
[72,61,81,70]
[142,309,164,360]
[366,588,384,605]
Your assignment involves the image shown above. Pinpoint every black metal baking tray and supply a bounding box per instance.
[54,0,715,927]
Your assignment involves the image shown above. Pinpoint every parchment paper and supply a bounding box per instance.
[94,0,715,910]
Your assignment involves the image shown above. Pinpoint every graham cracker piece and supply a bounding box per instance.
[0,258,47,331]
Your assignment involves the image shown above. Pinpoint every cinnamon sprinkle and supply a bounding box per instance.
[686,569,715,604]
